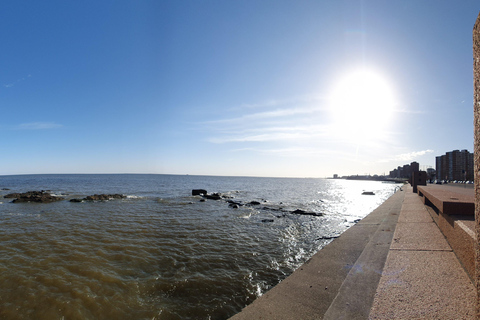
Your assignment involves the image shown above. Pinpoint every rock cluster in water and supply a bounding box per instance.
[70,194,126,202]
[4,191,63,203]
[192,189,323,218]
[1,190,127,203]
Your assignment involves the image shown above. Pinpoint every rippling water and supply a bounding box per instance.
[0,174,400,319]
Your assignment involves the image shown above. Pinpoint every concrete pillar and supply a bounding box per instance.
[411,171,426,193]
[473,11,480,319]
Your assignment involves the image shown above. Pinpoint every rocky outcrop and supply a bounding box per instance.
[4,191,63,203]
[203,193,223,200]
[192,189,207,196]
[70,194,126,202]
[290,209,323,216]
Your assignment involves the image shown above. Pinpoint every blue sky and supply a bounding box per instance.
[1,1,479,177]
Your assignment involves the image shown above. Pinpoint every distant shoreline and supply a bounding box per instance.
[332,175,407,183]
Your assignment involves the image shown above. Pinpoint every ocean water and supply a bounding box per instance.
[0,174,401,320]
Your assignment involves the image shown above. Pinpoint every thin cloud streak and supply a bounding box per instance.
[229,146,346,157]
[377,149,434,163]
[204,105,326,125]
[230,94,328,111]
[16,122,63,130]
[4,74,32,88]
[208,124,329,143]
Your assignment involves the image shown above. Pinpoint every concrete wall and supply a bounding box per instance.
[473,11,480,319]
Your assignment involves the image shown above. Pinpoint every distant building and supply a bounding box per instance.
[388,161,420,179]
[426,167,436,181]
[411,161,419,173]
[435,150,473,181]
[333,174,338,179]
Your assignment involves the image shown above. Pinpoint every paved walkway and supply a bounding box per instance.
[369,185,475,319]
[230,185,476,319]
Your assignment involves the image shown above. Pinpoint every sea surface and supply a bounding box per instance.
[0,174,401,320]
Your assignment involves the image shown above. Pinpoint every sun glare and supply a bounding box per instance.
[329,69,395,142]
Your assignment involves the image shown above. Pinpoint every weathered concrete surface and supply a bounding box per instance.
[416,185,475,279]
[474,10,480,319]
[230,188,405,320]
[418,185,474,215]
[369,186,475,319]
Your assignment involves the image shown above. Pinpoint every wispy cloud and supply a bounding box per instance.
[16,122,63,130]
[377,149,434,163]
[229,94,328,111]
[230,146,345,157]
[4,74,32,88]
[208,124,329,143]
[204,105,327,125]
[199,95,330,146]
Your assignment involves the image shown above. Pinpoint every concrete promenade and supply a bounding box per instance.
[230,184,476,319]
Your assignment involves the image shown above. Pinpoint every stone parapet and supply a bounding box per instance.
[417,185,474,215]
[418,186,475,280]
[473,10,480,318]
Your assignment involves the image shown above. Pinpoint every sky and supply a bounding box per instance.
[1,1,480,178]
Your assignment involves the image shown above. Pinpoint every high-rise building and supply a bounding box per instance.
[435,150,474,181]
[388,161,422,179]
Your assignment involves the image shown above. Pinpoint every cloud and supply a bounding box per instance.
[4,74,32,88]
[230,94,328,111]
[378,149,434,163]
[229,146,344,158]
[198,95,331,147]
[204,105,326,126]
[208,124,329,143]
[16,122,63,130]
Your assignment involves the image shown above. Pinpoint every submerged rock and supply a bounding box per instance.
[316,235,339,240]
[203,193,222,200]
[227,200,243,206]
[70,194,126,202]
[5,191,63,203]
[290,209,323,217]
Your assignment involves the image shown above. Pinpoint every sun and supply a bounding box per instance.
[329,69,395,142]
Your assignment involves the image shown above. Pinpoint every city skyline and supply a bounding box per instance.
[1,1,479,177]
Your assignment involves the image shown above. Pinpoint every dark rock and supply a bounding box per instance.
[199,199,206,202]
[362,191,375,195]
[4,193,22,198]
[69,194,126,202]
[5,191,63,203]
[291,209,323,216]
[261,206,282,212]
[229,204,239,209]
[204,193,222,200]
[247,201,261,206]
[316,235,339,240]
[227,200,243,206]
[261,219,275,223]
[85,194,125,201]
[192,189,207,196]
